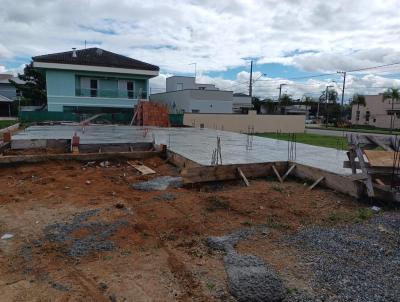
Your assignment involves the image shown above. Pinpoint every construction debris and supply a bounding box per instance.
[127,160,156,175]
[1,233,14,240]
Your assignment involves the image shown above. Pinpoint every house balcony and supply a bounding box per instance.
[75,88,147,99]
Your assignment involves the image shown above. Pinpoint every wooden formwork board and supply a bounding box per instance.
[292,163,362,198]
[0,151,161,165]
[166,150,202,170]
[181,161,287,184]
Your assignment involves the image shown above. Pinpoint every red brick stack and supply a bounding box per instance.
[136,101,169,127]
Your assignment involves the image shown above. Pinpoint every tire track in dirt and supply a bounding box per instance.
[134,202,211,301]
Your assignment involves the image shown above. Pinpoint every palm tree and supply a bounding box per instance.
[383,88,400,133]
[350,94,366,125]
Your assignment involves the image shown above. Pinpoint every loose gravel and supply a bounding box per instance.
[132,176,182,191]
[44,210,128,257]
[285,212,400,302]
[207,227,286,302]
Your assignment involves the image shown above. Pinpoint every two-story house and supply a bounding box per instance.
[351,94,400,129]
[0,74,23,116]
[32,48,159,113]
[150,76,234,113]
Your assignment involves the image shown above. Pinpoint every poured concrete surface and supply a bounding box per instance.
[12,125,350,174]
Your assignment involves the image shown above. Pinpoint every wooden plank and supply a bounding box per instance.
[309,176,324,190]
[350,134,374,197]
[346,173,369,181]
[0,151,160,165]
[127,161,156,175]
[366,135,393,151]
[79,113,105,125]
[293,164,362,198]
[272,165,283,183]
[181,162,287,184]
[347,150,357,174]
[237,167,250,186]
[281,164,296,181]
[167,150,202,170]
[364,150,394,168]
[344,161,394,174]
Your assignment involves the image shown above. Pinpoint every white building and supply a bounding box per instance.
[151,76,252,114]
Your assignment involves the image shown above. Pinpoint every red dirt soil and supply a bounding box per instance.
[0,157,364,301]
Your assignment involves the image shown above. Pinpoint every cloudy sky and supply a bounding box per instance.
[1,0,400,101]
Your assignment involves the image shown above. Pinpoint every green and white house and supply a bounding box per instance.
[32,48,159,113]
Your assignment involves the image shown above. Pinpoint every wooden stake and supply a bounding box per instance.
[375,178,385,186]
[281,164,296,182]
[308,176,324,190]
[237,167,250,186]
[272,165,283,183]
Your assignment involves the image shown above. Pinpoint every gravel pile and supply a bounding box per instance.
[207,227,286,302]
[286,213,400,302]
[132,176,183,191]
[44,210,128,257]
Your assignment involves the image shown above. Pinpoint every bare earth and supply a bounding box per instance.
[0,158,373,301]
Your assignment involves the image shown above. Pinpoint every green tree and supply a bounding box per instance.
[350,94,366,125]
[262,98,277,114]
[351,94,366,109]
[302,96,315,111]
[280,94,293,106]
[9,62,46,107]
[383,88,400,133]
[251,96,262,114]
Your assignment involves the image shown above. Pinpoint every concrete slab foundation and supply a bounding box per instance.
[12,125,349,175]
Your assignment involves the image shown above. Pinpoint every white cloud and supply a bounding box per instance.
[1,0,400,73]
[1,0,400,101]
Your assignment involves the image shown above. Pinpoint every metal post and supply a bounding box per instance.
[249,60,253,98]
[278,83,286,114]
[337,71,347,122]
[325,86,329,128]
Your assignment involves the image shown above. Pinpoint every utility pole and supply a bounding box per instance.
[249,60,253,98]
[337,71,346,122]
[278,83,287,114]
[325,85,334,127]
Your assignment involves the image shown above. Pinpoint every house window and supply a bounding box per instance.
[373,118,376,123]
[90,79,98,97]
[127,81,134,99]
[176,83,183,91]
[365,111,370,122]
[192,109,200,113]
[198,87,205,90]
[356,110,360,121]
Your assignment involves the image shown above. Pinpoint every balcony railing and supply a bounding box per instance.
[75,88,147,99]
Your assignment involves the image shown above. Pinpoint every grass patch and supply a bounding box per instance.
[326,208,375,224]
[307,125,400,135]
[265,217,290,230]
[0,120,18,130]
[357,208,374,220]
[205,196,230,212]
[257,132,348,149]
[206,282,215,290]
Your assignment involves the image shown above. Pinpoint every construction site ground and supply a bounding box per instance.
[0,157,398,301]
